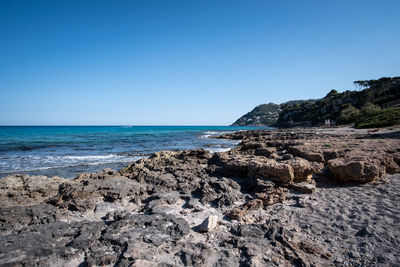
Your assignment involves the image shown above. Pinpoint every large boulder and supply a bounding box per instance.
[328,158,386,183]
[213,154,295,184]
[288,146,325,163]
[222,155,253,174]
[284,157,324,182]
[248,158,294,184]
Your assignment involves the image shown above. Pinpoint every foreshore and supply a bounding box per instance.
[0,126,399,266]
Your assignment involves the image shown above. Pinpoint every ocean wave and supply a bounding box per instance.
[64,155,120,160]
[0,154,142,173]
[199,130,234,139]
[0,144,57,152]
[204,131,233,135]
[205,147,233,153]
[0,126,260,177]
[0,160,141,173]
[199,134,211,139]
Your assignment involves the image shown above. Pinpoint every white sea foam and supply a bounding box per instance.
[199,134,211,139]
[199,130,234,139]
[0,154,142,173]
[64,155,120,160]
[204,131,233,135]
[206,147,233,153]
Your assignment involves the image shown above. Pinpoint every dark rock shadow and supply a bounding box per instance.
[313,174,378,189]
[356,131,400,139]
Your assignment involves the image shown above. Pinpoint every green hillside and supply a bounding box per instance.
[231,76,400,128]
[276,77,400,128]
[231,103,281,126]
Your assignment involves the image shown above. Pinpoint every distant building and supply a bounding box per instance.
[324,119,336,126]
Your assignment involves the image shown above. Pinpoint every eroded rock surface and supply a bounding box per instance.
[1,127,399,266]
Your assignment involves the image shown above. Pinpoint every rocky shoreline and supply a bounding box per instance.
[0,127,399,266]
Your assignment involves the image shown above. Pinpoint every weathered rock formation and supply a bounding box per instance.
[0,127,399,266]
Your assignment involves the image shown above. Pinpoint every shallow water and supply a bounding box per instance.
[0,126,268,179]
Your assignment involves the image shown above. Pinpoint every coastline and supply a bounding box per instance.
[0,126,399,266]
[0,126,259,179]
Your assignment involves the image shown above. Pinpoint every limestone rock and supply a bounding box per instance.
[0,174,67,208]
[288,146,325,162]
[227,208,246,220]
[285,157,323,182]
[1,128,399,266]
[244,199,263,211]
[289,182,316,194]
[248,158,294,184]
[255,147,277,158]
[198,215,219,232]
[328,158,386,183]
[255,189,287,206]
[132,259,156,267]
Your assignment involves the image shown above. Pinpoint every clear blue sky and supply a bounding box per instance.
[0,0,399,125]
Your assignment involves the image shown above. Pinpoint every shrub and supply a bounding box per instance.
[360,103,381,115]
[338,104,360,124]
[355,107,400,128]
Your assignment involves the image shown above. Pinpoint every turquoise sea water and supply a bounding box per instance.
[0,126,268,179]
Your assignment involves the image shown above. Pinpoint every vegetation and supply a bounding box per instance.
[232,76,399,128]
[355,107,400,129]
[276,77,400,128]
[231,103,281,126]
[337,104,361,124]
[231,99,317,126]
[353,77,400,105]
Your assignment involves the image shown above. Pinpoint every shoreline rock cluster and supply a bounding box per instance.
[0,127,399,266]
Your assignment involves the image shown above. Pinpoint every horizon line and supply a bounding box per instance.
[0,124,242,127]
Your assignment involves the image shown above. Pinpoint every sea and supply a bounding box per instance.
[0,126,268,179]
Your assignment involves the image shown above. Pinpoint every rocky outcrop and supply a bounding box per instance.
[231,219,332,266]
[212,153,323,185]
[212,153,295,184]
[1,128,400,266]
[328,158,386,183]
[221,128,400,183]
[0,174,68,208]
